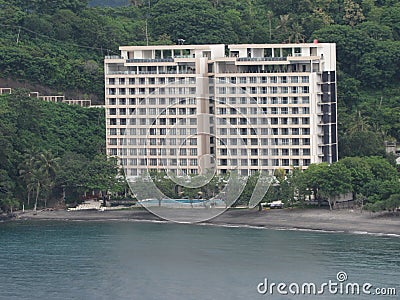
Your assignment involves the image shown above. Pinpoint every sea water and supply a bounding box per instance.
[0,221,398,299]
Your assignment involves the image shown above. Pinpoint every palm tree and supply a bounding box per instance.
[275,15,290,42]
[20,150,60,211]
[347,110,371,133]
[31,168,44,213]
[36,150,60,208]
[266,10,274,41]
[37,150,60,179]
[288,22,305,43]
[19,150,39,206]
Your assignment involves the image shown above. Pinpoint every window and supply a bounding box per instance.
[218,87,226,94]
[301,76,309,83]
[261,128,268,135]
[109,128,117,135]
[271,118,278,125]
[302,128,310,135]
[281,138,289,145]
[301,86,309,93]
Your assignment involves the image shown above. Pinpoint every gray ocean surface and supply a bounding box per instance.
[0,220,398,300]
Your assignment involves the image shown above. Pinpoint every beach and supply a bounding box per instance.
[12,207,400,236]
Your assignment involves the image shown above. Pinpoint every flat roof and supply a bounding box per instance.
[119,44,225,51]
[228,43,335,49]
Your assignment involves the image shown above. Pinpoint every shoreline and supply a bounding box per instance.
[7,207,400,237]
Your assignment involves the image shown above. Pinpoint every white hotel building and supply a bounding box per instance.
[105,43,337,179]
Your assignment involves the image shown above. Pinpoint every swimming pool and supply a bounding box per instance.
[137,198,226,208]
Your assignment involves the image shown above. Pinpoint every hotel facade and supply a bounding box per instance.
[104,43,337,179]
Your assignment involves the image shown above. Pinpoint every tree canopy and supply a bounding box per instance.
[0,0,399,150]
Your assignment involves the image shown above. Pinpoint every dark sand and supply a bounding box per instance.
[12,207,400,236]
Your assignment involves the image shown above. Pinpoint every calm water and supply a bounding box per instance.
[0,221,398,300]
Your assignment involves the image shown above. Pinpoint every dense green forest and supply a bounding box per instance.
[0,92,127,212]
[0,0,399,141]
[0,0,399,212]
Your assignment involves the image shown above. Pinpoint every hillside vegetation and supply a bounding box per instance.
[0,91,129,212]
[0,0,399,212]
[1,0,399,144]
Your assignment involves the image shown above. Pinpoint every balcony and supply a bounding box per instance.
[126,58,174,63]
[237,57,287,62]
